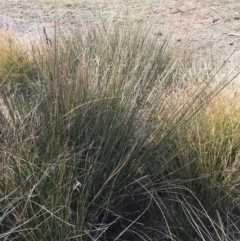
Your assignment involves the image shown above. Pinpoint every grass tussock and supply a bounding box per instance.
[0,19,240,241]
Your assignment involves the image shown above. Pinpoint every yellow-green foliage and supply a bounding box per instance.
[167,86,240,213]
[0,30,33,87]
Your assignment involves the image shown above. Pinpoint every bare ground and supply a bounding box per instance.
[0,0,240,71]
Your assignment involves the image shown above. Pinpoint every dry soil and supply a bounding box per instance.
[0,0,240,69]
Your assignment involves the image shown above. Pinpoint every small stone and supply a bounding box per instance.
[212,18,219,23]
[155,31,163,36]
